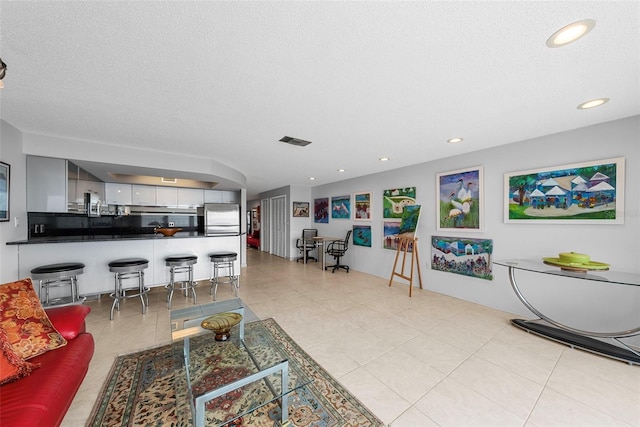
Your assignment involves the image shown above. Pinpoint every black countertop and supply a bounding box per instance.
[7,232,243,245]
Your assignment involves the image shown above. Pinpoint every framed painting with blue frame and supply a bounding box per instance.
[352,225,372,247]
[436,166,483,232]
[314,197,329,223]
[504,157,625,224]
[331,195,351,219]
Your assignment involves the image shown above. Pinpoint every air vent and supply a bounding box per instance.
[279,136,312,147]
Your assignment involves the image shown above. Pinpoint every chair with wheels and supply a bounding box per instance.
[296,229,318,263]
[325,230,352,273]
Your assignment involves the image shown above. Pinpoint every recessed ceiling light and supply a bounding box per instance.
[546,19,596,48]
[577,97,609,109]
[447,137,463,144]
[337,169,346,173]
[379,157,389,162]
[309,177,316,181]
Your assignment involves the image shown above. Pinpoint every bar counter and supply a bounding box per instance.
[10,233,243,299]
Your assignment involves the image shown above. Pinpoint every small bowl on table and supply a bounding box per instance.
[154,227,183,237]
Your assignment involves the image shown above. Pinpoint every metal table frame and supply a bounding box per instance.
[495,259,640,365]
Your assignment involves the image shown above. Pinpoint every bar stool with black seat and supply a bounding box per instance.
[208,251,239,300]
[165,254,198,309]
[108,258,150,320]
[30,262,86,307]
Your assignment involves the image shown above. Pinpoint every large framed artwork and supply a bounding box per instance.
[504,157,625,224]
[431,235,493,280]
[292,201,309,217]
[436,166,483,232]
[354,192,372,220]
[352,225,372,247]
[0,162,9,222]
[382,187,416,219]
[314,197,329,223]
[331,195,351,219]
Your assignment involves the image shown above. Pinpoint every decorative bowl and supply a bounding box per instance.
[154,227,182,237]
[201,312,243,341]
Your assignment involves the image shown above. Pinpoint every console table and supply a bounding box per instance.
[495,259,640,365]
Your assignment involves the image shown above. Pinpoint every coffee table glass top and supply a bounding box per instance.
[170,299,312,426]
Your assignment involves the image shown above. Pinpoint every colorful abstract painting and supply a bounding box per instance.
[331,195,351,219]
[398,205,421,235]
[504,157,624,224]
[383,187,416,219]
[431,235,493,280]
[352,225,372,247]
[314,197,329,223]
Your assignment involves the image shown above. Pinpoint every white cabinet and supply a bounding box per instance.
[221,191,239,204]
[27,156,68,212]
[178,188,204,207]
[204,190,239,204]
[132,185,156,205]
[156,187,178,206]
[75,180,105,203]
[104,183,132,205]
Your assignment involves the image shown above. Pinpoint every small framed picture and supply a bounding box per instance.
[354,192,372,220]
[331,195,351,219]
[0,162,9,222]
[292,201,309,217]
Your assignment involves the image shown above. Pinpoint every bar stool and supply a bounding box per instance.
[108,258,149,320]
[165,255,198,309]
[209,251,239,301]
[30,262,85,307]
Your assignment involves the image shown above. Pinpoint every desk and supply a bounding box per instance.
[495,259,640,365]
[311,237,341,269]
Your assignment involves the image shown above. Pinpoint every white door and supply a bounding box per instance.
[260,198,269,252]
[270,195,287,258]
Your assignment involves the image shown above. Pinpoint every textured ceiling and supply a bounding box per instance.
[0,1,638,199]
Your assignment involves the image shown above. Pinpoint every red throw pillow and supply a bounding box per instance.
[0,326,39,385]
[0,278,67,359]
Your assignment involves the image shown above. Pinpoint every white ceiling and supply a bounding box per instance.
[1,1,638,199]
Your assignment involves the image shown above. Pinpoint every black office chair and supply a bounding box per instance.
[325,230,352,273]
[296,229,318,263]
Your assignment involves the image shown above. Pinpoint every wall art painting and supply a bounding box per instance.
[431,235,493,280]
[292,201,309,217]
[383,186,416,219]
[331,195,351,219]
[383,221,401,250]
[437,166,483,232]
[354,192,372,220]
[352,225,372,247]
[314,197,329,223]
[504,157,625,224]
[0,162,9,222]
[398,204,422,235]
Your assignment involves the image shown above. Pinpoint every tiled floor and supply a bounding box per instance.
[64,249,639,426]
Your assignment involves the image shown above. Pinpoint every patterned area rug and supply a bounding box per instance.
[88,318,383,427]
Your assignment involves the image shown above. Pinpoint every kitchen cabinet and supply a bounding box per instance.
[104,183,132,205]
[132,185,156,205]
[178,188,204,207]
[27,156,68,212]
[156,187,178,206]
[75,180,105,203]
[204,190,239,204]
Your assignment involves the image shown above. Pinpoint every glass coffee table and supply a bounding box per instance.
[170,299,312,426]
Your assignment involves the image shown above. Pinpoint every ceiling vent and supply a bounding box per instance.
[279,136,312,147]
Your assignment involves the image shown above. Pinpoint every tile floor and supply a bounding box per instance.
[64,249,639,426]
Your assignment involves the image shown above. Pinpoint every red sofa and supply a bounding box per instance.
[0,305,94,427]
[247,230,260,248]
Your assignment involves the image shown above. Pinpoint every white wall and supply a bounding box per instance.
[0,120,28,282]
[310,116,639,342]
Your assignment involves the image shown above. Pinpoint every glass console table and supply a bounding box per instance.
[495,259,640,365]
[170,299,312,426]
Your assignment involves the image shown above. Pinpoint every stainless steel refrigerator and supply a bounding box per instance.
[198,203,241,236]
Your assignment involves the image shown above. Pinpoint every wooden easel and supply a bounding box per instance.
[388,234,423,297]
